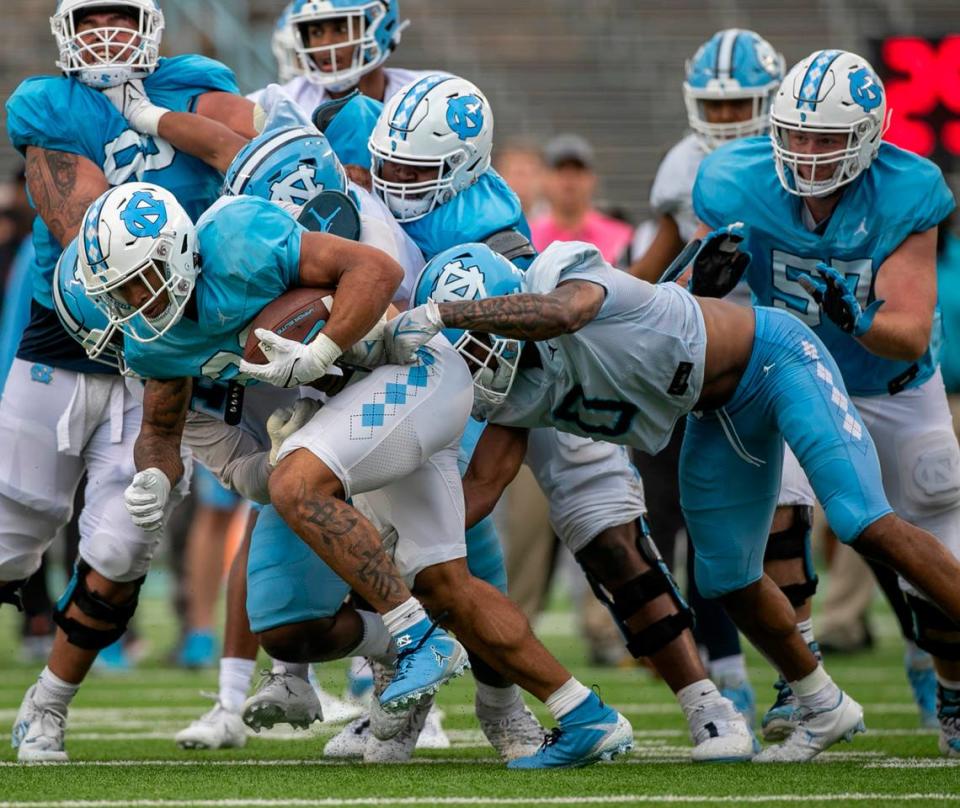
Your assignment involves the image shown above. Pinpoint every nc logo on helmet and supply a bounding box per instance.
[446,96,484,141]
[849,68,882,112]
[434,259,487,301]
[270,165,324,206]
[120,191,168,239]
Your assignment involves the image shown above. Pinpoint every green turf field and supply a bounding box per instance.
[1,581,959,808]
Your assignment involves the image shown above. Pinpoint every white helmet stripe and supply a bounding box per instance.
[716,28,741,79]
[225,127,314,195]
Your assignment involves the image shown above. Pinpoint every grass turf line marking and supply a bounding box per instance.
[2,795,960,807]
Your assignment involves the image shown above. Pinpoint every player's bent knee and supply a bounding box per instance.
[259,617,339,663]
[763,506,818,607]
[907,594,960,660]
[269,450,343,517]
[899,430,960,516]
[583,526,693,658]
[53,559,144,650]
[413,559,474,616]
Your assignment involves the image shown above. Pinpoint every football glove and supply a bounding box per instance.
[658,223,751,299]
[239,329,343,388]
[266,398,321,467]
[796,262,884,336]
[383,301,444,365]
[101,79,169,137]
[124,468,171,532]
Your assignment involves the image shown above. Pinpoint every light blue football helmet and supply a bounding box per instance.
[683,29,785,151]
[289,0,408,92]
[52,237,127,372]
[413,243,525,410]
[223,125,348,208]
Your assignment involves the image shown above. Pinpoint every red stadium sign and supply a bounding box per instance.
[873,35,960,163]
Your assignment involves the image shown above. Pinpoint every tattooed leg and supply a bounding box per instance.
[269,448,411,613]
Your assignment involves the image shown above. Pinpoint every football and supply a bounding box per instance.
[243,287,334,366]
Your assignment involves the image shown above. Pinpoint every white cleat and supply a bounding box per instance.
[12,686,68,763]
[477,699,545,762]
[688,696,757,763]
[242,671,323,732]
[309,669,365,724]
[416,705,450,750]
[369,659,410,741]
[364,696,434,763]
[175,698,247,750]
[754,691,865,763]
[323,715,371,759]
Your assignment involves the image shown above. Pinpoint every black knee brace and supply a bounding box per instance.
[764,506,818,607]
[0,579,26,611]
[907,594,960,660]
[52,560,144,651]
[586,528,694,658]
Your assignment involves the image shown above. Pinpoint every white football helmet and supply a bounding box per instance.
[51,0,164,88]
[369,75,494,222]
[289,0,408,92]
[273,3,304,83]
[771,50,890,197]
[78,182,198,344]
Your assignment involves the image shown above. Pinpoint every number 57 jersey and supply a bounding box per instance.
[694,136,955,397]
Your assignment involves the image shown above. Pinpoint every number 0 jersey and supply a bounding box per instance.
[694,136,956,397]
[486,241,706,453]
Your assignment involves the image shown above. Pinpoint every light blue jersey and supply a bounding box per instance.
[123,197,303,381]
[694,137,956,397]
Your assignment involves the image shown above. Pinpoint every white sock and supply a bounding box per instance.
[936,675,960,691]
[797,618,816,647]
[790,664,841,711]
[34,667,80,714]
[271,658,310,681]
[544,678,591,721]
[476,682,523,715]
[709,654,747,687]
[382,597,427,636]
[350,611,396,661]
[219,657,256,712]
[676,679,721,720]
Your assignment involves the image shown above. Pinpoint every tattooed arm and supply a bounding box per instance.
[135,378,192,483]
[438,280,605,340]
[24,147,110,248]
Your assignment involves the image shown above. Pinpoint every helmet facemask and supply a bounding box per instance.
[450,329,523,416]
[369,148,459,222]
[683,85,778,152]
[51,1,164,88]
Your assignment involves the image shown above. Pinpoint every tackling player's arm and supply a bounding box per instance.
[628,215,685,282]
[436,279,605,340]
[24,146,109,248]
[462,424,529,528]
[135,377,191,482]
[155,112,246,174]
[855,227,937,362]
[194,91,259,139]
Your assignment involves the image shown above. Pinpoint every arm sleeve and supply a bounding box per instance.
[182,411,272,504]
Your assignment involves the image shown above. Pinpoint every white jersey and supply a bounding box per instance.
[486,242,707,454]
[248,67,438,109]
[650,133,705,243]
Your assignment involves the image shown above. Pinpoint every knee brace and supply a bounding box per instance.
[585,525,694,658]
[52,560,144,651]
[907,594,960,660]
[764,506,818,607]
[0,579,26,611]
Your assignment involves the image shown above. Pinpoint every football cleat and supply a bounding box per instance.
[476,698,545,762]
[12,686,68,763]
[760,677,798,741]
[323,715,371,759]
[905,649,938,729]
[175,698,247,750]
[753,690,865,763]
[688,696,757,762]
[937,684,960,757]
[416,705,450,750]
[346,656,375,705]
[242,670,323,732]
[309,667,365,724]
[718,679,757,728]
[369,659,410,741]
[507,692,633,770]
[178,631,216,670]
[364,697,436,763]
[379,618,469,714]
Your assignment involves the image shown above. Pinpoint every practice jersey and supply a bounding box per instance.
[486,242,706,453]
[694,137,956,397]
[7,55,239,372]
[123,196,302,382]
[650,133,706,243]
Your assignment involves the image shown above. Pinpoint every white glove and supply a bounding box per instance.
[266,398,321,467]
[383,301,444,365]
[341,318,388,369]
[101,79,170,137]
[124,468,171,532]
[239,329,343,388]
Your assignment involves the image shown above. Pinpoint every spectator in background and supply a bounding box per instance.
[530,134,634,267]
[495,140,548,220]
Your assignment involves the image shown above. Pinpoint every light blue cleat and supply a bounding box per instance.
[93,639,131,673]
[378,618,469,713]
[938,684,960,758]
[178,631,216,669]
[905,648,938,729]
[720,680,757,728]
[507,692,634,770]
[760,677,796,741]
